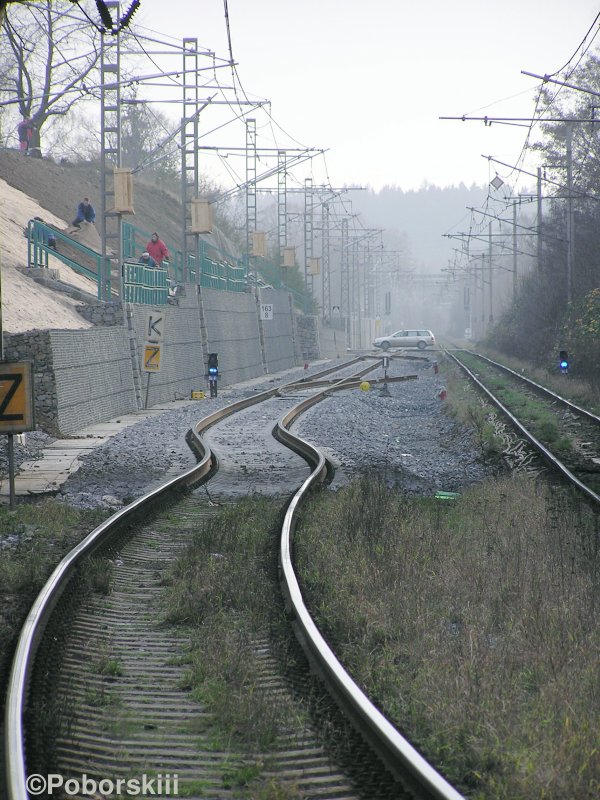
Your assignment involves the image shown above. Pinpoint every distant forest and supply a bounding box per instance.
[347,183,491,273]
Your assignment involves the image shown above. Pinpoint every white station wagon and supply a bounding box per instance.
[373,329,436,350]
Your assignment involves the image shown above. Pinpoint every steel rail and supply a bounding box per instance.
[7,356,455,800]
[461,350,600,424]
[4,357,375,800]
[4,450,214,800]
[273,373,466,800]
[292,355,366,383]
[447,350,600,507]
[286,374,418,391]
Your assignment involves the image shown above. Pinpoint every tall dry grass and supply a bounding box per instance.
[295,476,600,799]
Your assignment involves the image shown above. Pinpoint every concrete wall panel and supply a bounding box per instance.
[128,300,205,406]
[50,327,137,433]
[201,288,264,385]
[258,288,300,373]
[6,283,327,437]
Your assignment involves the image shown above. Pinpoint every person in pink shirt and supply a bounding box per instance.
[18,118,35,154]
[146,232,169,266]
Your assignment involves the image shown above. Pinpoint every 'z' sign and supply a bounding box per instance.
[0,361,35,433]
[142,343,162,373]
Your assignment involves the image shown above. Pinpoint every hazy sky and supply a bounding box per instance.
[134,1,600,193]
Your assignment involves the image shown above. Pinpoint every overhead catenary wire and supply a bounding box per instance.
[6,3,341,232]
[546,10,600,78]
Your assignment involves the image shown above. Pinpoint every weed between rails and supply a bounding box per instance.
[443,370,505,466]
[477,346,600,415]
[294,475,600,800]
[163,497,307,797]
[455,354,574,453]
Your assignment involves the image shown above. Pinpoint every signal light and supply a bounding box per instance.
[559,350,569,373]
[207,353,218,397]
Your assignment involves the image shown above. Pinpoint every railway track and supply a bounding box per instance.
[5,356,464,800]
[448,349,600,505]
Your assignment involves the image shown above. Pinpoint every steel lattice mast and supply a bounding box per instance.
[100,0,121,299]
[246,118,257,279]
[277,150,287,267]
[180,38,200,281]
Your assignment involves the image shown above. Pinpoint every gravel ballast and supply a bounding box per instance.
[2,356,497,509]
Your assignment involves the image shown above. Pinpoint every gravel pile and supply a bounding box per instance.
[4,356,497,510]
[296,358,493,493]
[0,430,56,475]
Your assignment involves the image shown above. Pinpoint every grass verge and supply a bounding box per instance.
[294,475,600,799]
[476,346,600,415]
[0,500,107,717]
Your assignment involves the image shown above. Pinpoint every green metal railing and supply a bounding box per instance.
[122,221,247,293]
[27,219,309,308]
[122,261,168,305]
[251,258,307,309]
[27,219,109,299]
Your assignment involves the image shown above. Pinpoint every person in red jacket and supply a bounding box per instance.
[146,232,169,266]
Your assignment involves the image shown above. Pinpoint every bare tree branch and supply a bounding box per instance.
[1,1,102,146]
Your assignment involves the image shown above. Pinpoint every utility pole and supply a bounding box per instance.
[181,38,200,282]
[537,167,543,272]
[100,0,121,300]
[513,201,517,300]
[488,222,493,324]
[479,253,486,333]
[566,121,574,304]
[355,240,361,348]
[246,118,257,283]
[364,239,372,319]
[341,217,349,344]
[321,202,330,320]
[304,177,313,311]
[277,150,287,270]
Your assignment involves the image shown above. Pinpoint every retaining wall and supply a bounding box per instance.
[200,287,264,386]
[4,328,137,435]
[258,288,301,373]
[317,320,347,360]
[296,314,320,362]
[128,288,205,407]
[50,328,137,433]
[5,284,325,435]
[4,331,59,435]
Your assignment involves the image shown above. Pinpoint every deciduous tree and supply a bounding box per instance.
[1,1,101,149]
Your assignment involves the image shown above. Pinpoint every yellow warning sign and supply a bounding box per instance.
[142,343,162,373]
[0,361,35,434]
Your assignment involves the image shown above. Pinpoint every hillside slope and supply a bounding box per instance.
[0,175,95,333]
[0,149,200,334]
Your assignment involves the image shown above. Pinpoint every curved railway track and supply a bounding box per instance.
[447,349,600,506]
[5,356,464,800]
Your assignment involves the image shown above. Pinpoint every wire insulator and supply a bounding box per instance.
[119,0,140,30]
[95,0,114,31]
